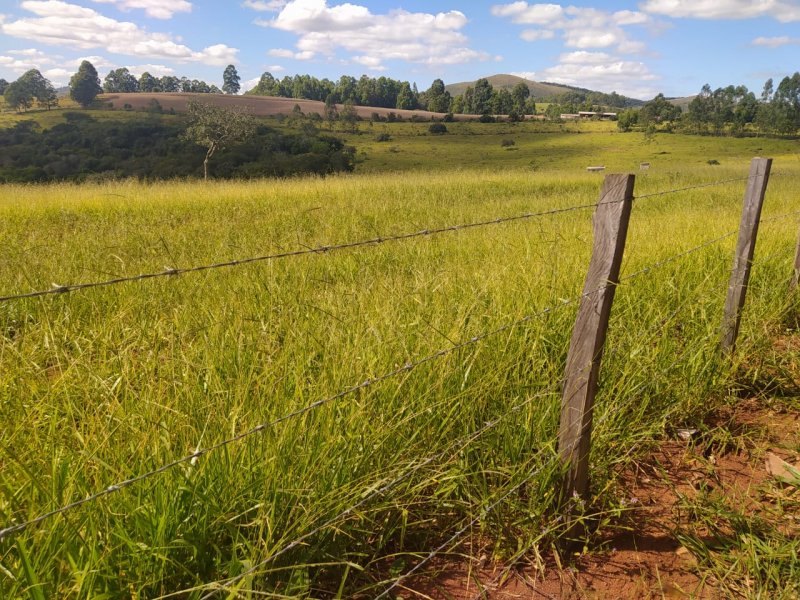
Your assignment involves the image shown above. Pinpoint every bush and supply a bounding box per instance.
[442,112,455,122]
[478,113,496,123]
[707,159,720,165]
[500,139,515,147]
[375,133,391,142]
[428,123,447,135]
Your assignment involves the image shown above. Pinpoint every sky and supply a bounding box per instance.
[0,0,799,100]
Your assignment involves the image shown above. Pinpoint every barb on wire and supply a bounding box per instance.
[633,176,752,201]
[0,202,603,304]
[759,209,800,225]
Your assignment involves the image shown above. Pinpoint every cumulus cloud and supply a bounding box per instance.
[541,58,658,98]
[124,63,175,76]
[641,0,800,23]
[92,0,192,19]
[491,2,654,53]
[0,52,115,84]
[752,35,800,46]
[242,0,288,10]
[254,0,489,70]
[520,29,555,41]
[1,1,237,65]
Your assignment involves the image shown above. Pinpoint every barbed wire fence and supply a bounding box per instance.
[1,166,798,598]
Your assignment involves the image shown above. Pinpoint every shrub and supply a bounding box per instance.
[428,123,447,135]
[375,133,391,142]
[500,139,515,147]
[443,112,455,122]
[478,113,496,123]
[707,159,720,165]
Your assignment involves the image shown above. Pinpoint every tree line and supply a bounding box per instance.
[3,62,244,112]
[615,73,800,136]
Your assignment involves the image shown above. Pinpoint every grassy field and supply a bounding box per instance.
[0,115,799,597]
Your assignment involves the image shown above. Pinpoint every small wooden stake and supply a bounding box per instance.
[720,158,772,353]
[558,174,634,502]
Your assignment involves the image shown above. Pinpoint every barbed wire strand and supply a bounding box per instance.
[0,173,760,305]
[633,176,752,201]
[0,224,745,542]
[0,202,607,304]
[759,208,800,225]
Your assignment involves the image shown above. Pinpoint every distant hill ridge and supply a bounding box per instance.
[445,74,645,107]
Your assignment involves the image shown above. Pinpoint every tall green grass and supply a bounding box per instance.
[0,159,798,597]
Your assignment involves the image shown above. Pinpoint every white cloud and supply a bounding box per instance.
[541,58,658,98]
[559,50,613,64]
[256,0,489,70]
[510,70,537,80]
[124,63,175,76]
[242,0,288,11]
[752,35,800,46]
[266,64,285,72]
[520,29,555,41]
[641,0,800,22]
[0,52,116,85]
[267,47,313,59]
[1,1,238,65]
[491,2,565,24]
[92,0,192,19]
[491,2,654,53]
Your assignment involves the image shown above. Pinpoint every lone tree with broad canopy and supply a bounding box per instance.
[182,100,255,180]
[222,64,241,95]
[70,60,102,107]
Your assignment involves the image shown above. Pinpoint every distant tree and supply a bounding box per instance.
[182,100,256,180]
[5,69,57,111]
[511,82,530,114]
[471,78,494,114]
[423,78,451,113]
[138,71,159,93]
[70,60,102,107]
[0,79,8,95]
[35,79,58,110]
[340,100,359,132]
[222,64,241,95]
[104,68,138,93]
[395,82,415,110]
[160,75,181,92]
[4,80,33,112]
[616,109,638,132]
[491,88,514,115]
[640,93,681,126]
[324,94,338,129]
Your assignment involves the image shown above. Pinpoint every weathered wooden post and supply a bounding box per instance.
[720,158,772,353]
[558,174,634,503]
[792,223,800,291]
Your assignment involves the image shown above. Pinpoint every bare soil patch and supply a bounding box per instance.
[399,346,800,599]
[100,93,464,120]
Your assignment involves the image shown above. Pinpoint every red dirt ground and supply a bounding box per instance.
[399,392,799,598]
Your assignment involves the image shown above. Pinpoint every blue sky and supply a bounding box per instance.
[1,0,798,100]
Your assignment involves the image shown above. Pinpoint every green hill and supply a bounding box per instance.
[445,74,645,107]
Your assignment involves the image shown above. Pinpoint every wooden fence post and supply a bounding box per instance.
[720,158,772,353]
[558,174,634,503]
[792,223,800,291]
